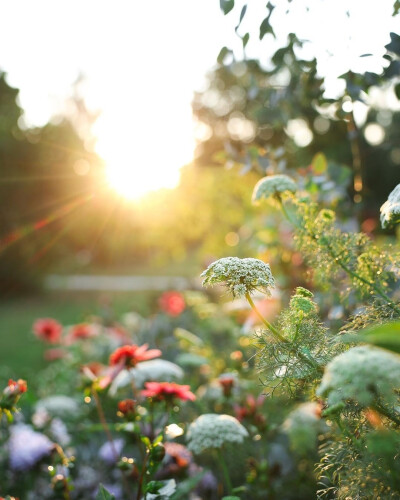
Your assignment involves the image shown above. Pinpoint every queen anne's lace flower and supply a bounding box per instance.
[317,345,400,406]
[380,184,400,228]
[252,174,297,205]
[35,395,80,418]
[201,257,275,297]
[282,402,325,453]
[186,413,248,454]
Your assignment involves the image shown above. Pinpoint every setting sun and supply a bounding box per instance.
[94,112,195,199]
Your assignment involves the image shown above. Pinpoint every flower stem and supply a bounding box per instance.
[218,448,233,495]
[92,388,131,498]
[245,292,287,343]
[136,448,149,500]
[245,292,323,373]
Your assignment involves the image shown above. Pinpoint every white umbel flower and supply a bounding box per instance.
[9,424,54,471]
[252,174,297,205]
[201,257,275,297]
[380,184,400,228]
[35,395,80,418]
[187,413,248,454]
[282,402,326,452]
[317,345,400,406]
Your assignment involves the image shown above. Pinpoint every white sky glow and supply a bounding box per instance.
[0,0,398,198]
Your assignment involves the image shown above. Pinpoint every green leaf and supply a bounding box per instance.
[344,322,400,354]
[242,33,250,48]
[174,328,204,346]
[311,152,327,174]
[96,484,116,500]
[217,46,233,65]
[220,0,234,15]
[395,83,400,100]
[239,4,247,24]
[259,3,275,40]
[385,32,400,56]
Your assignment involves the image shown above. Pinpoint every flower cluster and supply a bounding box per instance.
[186,413,248,454]
[201,257,275,297]
[380,184,400,229]
[317,345,400,406]
[8,425,54,471]
[252,174,297,205]
[1,379,28,416]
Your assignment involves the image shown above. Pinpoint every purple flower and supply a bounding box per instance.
[98,438,124,464]
[9,425,54,471]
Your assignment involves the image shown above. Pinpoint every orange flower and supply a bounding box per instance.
[33,318,62,343]
[158,291,186,316]
[141,382,196,402]
[118,399,136,415]
[7,379,27,395]
[109,344,161,367]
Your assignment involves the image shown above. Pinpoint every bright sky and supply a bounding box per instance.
[0,0,398,198]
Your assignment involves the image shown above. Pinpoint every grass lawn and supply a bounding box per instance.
[0,290,158,379]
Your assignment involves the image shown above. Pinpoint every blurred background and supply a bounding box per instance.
[1,0,400,370]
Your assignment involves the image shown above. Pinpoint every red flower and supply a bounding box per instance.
[65,323,97,345]
[141,382,196,402]
[218,375,235,397]
[33,318,62,343]
[109,344,162,367]
[158,291,186,317]
[118,399,136,415]
[70,323,95,340]
[7,379,27,394]
[234,395,266,429]
[44,348,67,361]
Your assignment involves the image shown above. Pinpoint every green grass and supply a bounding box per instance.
[0,290,158,379]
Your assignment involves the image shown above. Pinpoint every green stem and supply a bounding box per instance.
[136,449,149,500]
[92,388,131,499]
[278,198,400,315]
[245,292,287,343]
[245,292,323,373]
[218,448,233,495]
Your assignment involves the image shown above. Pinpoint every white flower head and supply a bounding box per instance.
[282,402,326,452]
[252,174,297,205]
[9,424,54,471]
[186,413,248,454]
[35,395,80,419]
[317,345,400,406]
[201,257,275,298]
[380,184,400,228]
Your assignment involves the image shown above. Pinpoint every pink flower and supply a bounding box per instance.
[33,318,62,343]
[158,291,186,317]
[141,382,196,402]
[109,344,161,367]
